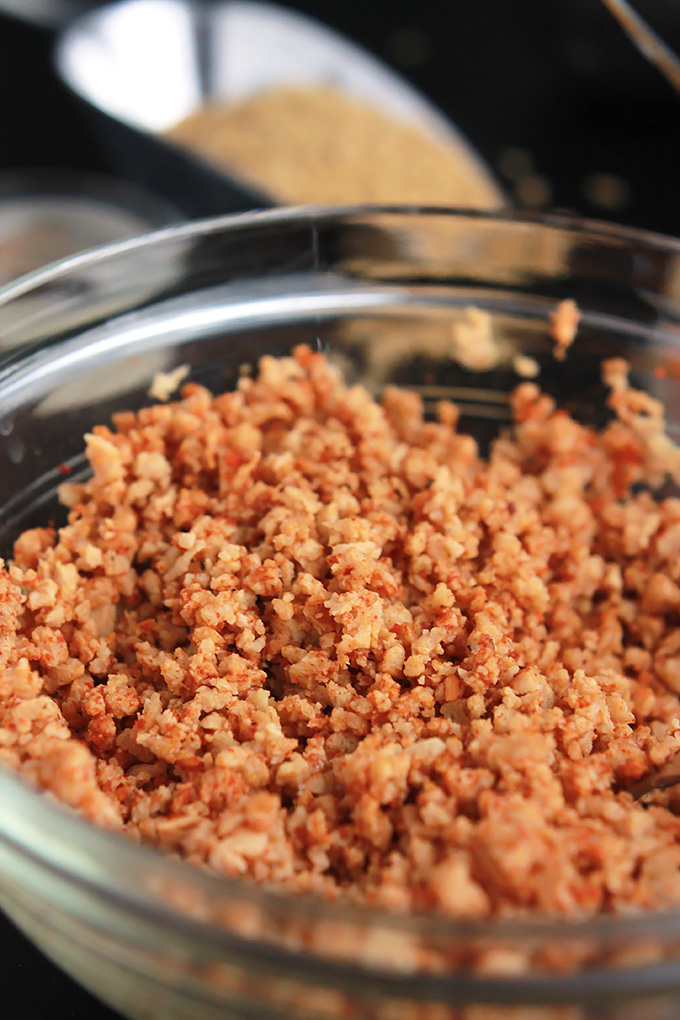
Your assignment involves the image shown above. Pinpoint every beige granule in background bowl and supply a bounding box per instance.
[167,86,503,209]
[3,343,680,920]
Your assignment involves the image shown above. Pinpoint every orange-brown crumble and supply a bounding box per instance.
[3,345,680,920]
[551,299,580,361]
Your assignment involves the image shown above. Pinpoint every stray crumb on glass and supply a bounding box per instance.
[148,364,190,402]
[550,298,580,361]
[512,353,540,379]
[450,306,501,371]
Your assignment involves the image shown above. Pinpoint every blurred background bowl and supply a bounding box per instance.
[0,168,180,285]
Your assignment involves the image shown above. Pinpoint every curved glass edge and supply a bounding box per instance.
[1,203,680,310]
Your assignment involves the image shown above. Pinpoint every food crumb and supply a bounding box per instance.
[512,354,540,379]
[550,298,579,361]
[450,307,501,371]
[148,364,190,402]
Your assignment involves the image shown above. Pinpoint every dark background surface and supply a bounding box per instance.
[2,1,680,1017]
[2,1,680,231]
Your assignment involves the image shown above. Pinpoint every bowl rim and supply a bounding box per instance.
[2,202,680,309]
[3,205,680,995]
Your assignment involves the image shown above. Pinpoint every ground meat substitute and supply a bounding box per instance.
[3,343,680,921]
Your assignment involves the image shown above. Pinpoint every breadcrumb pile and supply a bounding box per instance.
[168,86,502,210]
[4,344,680,920]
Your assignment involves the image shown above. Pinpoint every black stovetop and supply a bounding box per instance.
[2,2,680,1018]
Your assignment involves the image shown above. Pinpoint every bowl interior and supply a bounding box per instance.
[3,210,680,1016]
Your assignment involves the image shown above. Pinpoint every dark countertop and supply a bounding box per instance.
[1,2,680,1018]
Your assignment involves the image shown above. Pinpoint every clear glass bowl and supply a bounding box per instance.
[2,207,680,1020]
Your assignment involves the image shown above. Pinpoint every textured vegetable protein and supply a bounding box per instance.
[167,86,502,209]
[3,343,680,920]
[551,298,580,361]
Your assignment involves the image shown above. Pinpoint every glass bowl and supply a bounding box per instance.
[2,207,680,1020]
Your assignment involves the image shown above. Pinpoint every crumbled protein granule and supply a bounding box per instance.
[449,307,502,372]
[4,345,680,919]
[149,364,190,403]
[550,299,580,361]
[512,354,541,380]
[167,86,502,209]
